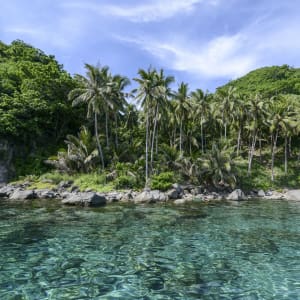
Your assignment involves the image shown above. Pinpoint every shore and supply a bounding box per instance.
[1,181,300,207]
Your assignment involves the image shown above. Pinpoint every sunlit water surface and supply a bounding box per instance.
[0,199,299,299]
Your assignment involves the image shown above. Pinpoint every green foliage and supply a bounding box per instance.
[219,65,300,97]
[151,172,175,191]
[114,175,137,189]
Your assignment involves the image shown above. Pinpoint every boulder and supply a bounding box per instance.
[257,189,265,197]
[166,188,179,200]
[62,192,106,206]
[35,189,56,199]
[9,189,36,200]
[172,183,183,194]
[285,190,300,201]
[0,185,15,197]
[134,190,167,204]
[106,192,123,203]
[227,189,246,201]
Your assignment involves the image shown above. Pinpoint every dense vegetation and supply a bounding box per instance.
[1,40,300,191]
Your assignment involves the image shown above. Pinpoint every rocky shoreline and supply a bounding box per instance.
[1,181,300,207]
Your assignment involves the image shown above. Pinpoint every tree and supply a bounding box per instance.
[68,63,109,170]
[174,82,191,156]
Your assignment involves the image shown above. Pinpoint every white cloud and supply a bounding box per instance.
[116,34,257,79]
[63,0,215,22]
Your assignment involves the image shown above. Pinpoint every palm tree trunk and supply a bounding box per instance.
[284,135,288,174]
[94,112,104,170]
[105,111,109,148]
[114,114,118,149]
[151,105,159,170]
[237,127,241,156]
[201,116,204,153]
[145,111,149,187]
[247,131,257,176]
[180,118,183,156]
[271,130,279,181]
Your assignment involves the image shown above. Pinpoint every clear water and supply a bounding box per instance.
[0,199,299,300]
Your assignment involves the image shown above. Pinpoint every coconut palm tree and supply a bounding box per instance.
[68,63,110,170]
[133,67,162,185]
[174,82,191,156]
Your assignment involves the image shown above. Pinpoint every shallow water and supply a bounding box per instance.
[0,199,299,300]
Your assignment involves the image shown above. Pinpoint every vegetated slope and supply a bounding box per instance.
[0,40,83,143]
[218,65,300,96]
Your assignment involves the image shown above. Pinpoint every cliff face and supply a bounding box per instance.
[0,140,14,183]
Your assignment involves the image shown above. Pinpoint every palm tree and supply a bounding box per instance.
[191,89,210,153]
[215,86,237,140]
[133,67,162,185]
[174,82,191,156]
[68,63,108,170]
[245,93,268,175]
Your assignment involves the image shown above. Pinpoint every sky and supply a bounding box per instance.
[1,0,300,92]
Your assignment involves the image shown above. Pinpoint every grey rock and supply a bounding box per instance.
[227,189,246,201]
[0,185,15,197]
[285,190,300,201]
[106,192,123,203]
[172,183,183,194]
[134,190,167,203]
[62,192,106,206]
[10,189,36,200]
[265,191,273,196]
[257,189,265,197]
[166,188,179,200]
[35,189,56,199]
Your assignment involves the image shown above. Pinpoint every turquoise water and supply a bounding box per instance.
[0,199,299,299]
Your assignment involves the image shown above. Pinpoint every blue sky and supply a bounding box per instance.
[1,0,300,91]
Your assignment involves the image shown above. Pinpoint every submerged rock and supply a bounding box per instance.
[62,192,106,206]
[227,189,246,201]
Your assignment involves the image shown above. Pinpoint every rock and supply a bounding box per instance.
[134,190,167,204]
[9,189,36,200]
[0,185,15,197]
[120,190,134,202]
[106,192,123,203]
[174,199,187,205]
[62,192,106,206]
[227,189,246,201]
[58,180,73,189]
[265,191,273,196]
[285,190,300,201]
[166,188,179,200]
[172,183,183,194]
[257,189,265,197]
[35,189,56,199]
[70,185,80,192]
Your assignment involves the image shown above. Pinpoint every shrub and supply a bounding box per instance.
[151,172,175,191]
[114,175,137,189]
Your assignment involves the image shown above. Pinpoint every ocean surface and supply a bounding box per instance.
[0,198,299,299]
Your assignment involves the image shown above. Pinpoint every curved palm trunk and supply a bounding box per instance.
[94,112,104,170]
[145,110,149,187]
[150,104,159,170]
